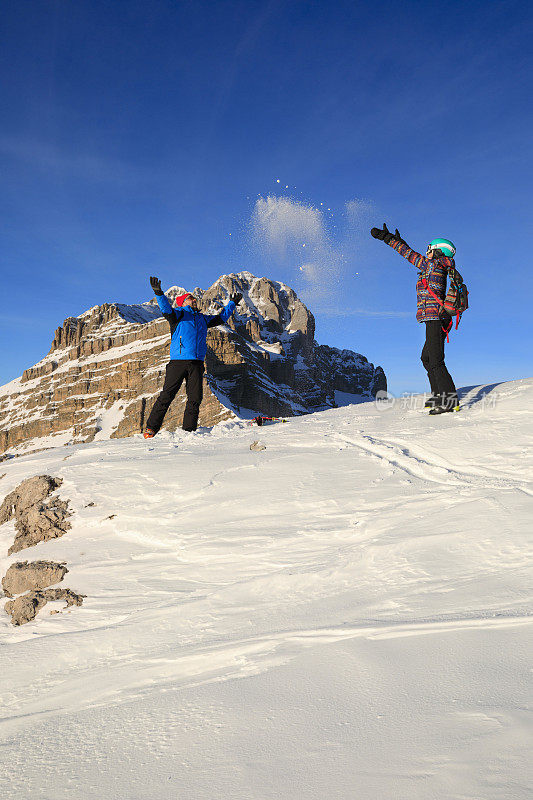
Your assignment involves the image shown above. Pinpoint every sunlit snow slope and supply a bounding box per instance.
[1,379,532,800]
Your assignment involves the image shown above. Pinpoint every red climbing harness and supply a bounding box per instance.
[421,276,468,341]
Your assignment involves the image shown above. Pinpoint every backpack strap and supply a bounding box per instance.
[421,277,456,338]
[442,316,453,342]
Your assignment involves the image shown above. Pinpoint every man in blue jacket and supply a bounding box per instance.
[144,276,242,438]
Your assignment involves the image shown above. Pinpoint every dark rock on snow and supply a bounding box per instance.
[0,475,71,554]
[2,560,68,597]
[5,588,84,626]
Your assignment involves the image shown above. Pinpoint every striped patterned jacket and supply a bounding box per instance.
[387,238,454,323]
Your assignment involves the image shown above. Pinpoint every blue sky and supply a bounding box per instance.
[1,0,531,395]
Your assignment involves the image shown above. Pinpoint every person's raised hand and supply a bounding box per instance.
[149,276,163,295]
[395,229,409,247]
[370,223,392,243]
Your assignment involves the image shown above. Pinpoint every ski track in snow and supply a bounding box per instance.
[331,430,533,494]
[0,378,532,799]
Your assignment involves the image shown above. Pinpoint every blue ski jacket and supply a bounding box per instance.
[156,293,236,360]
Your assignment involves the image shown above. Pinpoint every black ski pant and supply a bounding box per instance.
[146,359,204,433]
[421,320,456,400]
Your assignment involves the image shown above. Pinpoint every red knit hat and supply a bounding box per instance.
[175,292,193,307]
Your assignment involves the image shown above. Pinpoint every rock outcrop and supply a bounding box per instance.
[2,561,68,597]
[0,475,71,554]
[1,476,83,625]
[0,272,386,454]
[5,588,84,626]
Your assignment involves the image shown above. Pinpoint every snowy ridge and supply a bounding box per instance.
[0,378,531,799]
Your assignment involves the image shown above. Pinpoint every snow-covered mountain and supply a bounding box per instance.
[0,272,386,455]
[0,378,531,799]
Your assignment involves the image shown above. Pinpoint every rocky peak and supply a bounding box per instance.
[0,272,386,455]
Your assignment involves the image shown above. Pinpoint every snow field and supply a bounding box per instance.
[0,379,532,799]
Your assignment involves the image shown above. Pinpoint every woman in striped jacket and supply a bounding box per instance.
[371,224,459,414]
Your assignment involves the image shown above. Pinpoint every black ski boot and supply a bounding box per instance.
[424,395,439,409]
[429,393,460,415]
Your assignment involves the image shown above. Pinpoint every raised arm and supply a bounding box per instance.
[387,239,431,271]
[149,276,178,320]
[370,224,431,271]
[205,292,242,328]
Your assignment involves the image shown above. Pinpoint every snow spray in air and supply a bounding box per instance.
[249,194,374,306]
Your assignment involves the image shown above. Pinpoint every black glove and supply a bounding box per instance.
[394,229,410,248]
[370,223,393,244]
[149,276,163,296]
[230,292,242,305]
